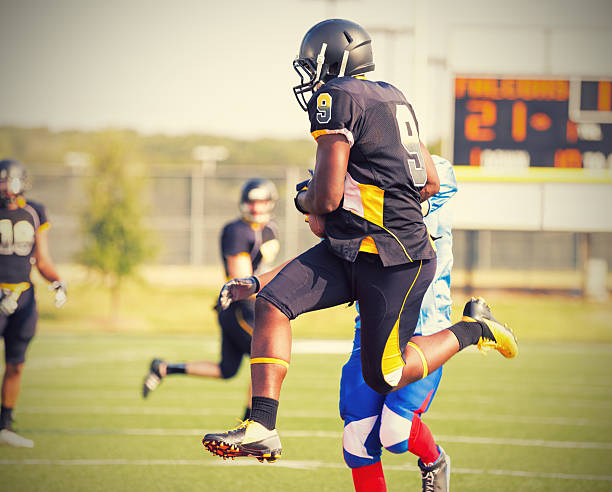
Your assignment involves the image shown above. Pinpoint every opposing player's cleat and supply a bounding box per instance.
[142,358,164,398]
[462,297,518,358]
[418,447,450,492]
[0,429,34,448]
[202,420,281,462]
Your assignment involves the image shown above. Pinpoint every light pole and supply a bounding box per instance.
[190,145,228,265]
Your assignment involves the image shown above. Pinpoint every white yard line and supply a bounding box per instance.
[0,457,610,482]
[24,339,351,370]
[16,426,612,450]
[27,339,612,371]
[25,350,161,369]
[17,404,612,428]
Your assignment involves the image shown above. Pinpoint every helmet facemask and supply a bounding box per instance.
[240,199,275,225]
[239,179,278,225]
[292,42,331,111]
[0,161,28,207]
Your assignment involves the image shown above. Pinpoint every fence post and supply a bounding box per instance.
[284,167,301,259]
[190,165,205,265]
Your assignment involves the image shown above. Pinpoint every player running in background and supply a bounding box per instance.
[142,178,280,421]
[203,18,517,463]
[0,159,67,448]
[341,155,456,492]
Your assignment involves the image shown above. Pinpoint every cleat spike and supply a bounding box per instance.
[201,420,283,463]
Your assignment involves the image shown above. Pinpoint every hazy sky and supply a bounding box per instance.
[1,0,611,140]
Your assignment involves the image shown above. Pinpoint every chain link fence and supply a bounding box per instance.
[26,165,612,293]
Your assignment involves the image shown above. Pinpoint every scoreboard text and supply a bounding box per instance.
[452,77,612,169]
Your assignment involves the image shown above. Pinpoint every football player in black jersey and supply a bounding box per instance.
[0,159,67,448]
[142,179,280,420]
[203,19,517,470]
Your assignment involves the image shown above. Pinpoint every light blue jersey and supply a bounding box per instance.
[340,156,458,469]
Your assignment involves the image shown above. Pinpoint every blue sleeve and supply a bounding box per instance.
[426,156,457,215]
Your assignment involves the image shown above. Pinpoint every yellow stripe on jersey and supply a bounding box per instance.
[310,128,355,146]
[380,260,423,386]
[358,182,385,227]
[344,172,415,262]
[0,282,31,296]
[311,129,330,140]
[343,172,385,227]
[359,236,378,253]
[234,307,253,336]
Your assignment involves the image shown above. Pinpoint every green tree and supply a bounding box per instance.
[78,131,156,321]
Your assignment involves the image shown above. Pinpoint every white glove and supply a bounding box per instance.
[0,290,18,316]
[218,276,260,311]
[421,199,430,217]
[51,280,67,308]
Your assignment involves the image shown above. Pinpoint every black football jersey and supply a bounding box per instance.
[307,76,435,266]
[0,199,48,284]
[220,219,280,277]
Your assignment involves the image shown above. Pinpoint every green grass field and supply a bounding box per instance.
[1,276,612,491]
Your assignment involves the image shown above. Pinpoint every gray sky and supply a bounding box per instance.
[1,0,611,141]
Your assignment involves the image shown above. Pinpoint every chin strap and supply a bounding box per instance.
[338,49,350,77]
[314,42,327,83]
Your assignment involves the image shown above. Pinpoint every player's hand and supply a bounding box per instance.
[0,290,18,316]
[51,280,67,308]
[421,199,430,217]
[218,276,260,310]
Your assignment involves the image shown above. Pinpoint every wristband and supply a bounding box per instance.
[251,276,261,293]
[294,191,309,215]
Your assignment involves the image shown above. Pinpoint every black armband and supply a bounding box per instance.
[251,276,261,293]
[294,191,309,215]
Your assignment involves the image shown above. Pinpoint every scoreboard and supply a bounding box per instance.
[452,77,612,169]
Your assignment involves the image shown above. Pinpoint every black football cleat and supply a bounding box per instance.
[462,297,518,358]
[202,420,282,463]
[142,358,164,398]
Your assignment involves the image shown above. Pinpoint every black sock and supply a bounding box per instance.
[448,320,492,350]
[165,363,186,375]
[250,396,278,430]
[0,406,13,430]
[242,406,252,421]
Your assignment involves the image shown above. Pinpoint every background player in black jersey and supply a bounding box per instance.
[142,179,280,420]
[0,158,67,448]
[203,19,517,471]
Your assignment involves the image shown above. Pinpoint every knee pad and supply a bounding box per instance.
[379,404,413,454]
[343,416,382,469]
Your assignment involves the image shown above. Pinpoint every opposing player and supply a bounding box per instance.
[0,159,67,448]
[341,155,456,492]
[203,18,517,463]
[142,178,280,420]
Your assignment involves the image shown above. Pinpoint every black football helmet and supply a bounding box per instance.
[0,159,29,207]
[293,18,375,110]
[239,178,278,224]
